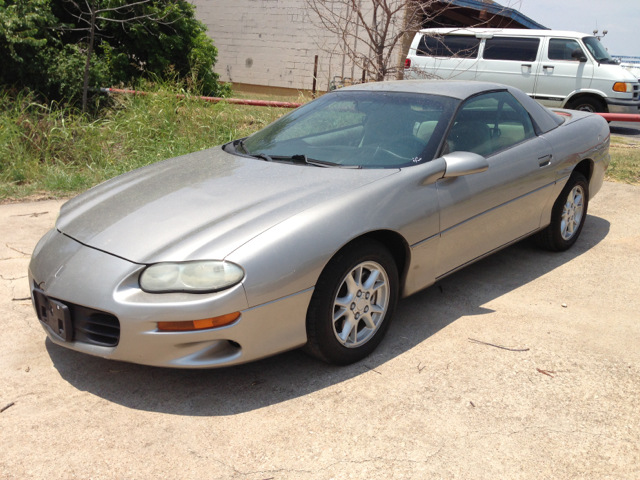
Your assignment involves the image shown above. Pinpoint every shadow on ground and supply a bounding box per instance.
[610,122,640,138]
[47,215,610,416]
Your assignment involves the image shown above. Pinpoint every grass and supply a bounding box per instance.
[0,87,302,201]
[607,136,640,186]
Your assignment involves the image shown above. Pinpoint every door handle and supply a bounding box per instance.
[521,64,532,68]
[543,65,554,70]
[538,154,552,167]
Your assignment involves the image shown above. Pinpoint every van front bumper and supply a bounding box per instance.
[605,98,640,114]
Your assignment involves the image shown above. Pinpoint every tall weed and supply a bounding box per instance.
[0,86,293,199]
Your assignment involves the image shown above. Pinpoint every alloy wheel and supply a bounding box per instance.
[332,261,390,348]
[561,185,584,240]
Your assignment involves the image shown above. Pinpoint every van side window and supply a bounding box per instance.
[417,35,481,58]
[483,37,540,62]
[445,91,535,157]
[548,38,584,61]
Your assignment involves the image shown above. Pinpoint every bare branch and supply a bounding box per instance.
[93,0,153,14]
[56,0,184,111]
[306,0,504,83]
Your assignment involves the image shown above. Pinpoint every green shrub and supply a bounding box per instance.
[0,0,230,104]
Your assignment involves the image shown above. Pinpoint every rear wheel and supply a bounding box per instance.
[535,172,589,251]
[303,238,399,365]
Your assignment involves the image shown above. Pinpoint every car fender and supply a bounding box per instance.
[225,159,447,308]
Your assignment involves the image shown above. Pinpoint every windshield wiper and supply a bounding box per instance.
[271,154,360,169]
[254,153,273,162]
[236,140,273,162]
[237,138,249,154]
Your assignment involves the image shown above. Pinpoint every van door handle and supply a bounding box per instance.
[543,65,554,70]
[538,154,552,167]
[522,64,532,67]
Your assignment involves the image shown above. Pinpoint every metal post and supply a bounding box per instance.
[312,55,319,98]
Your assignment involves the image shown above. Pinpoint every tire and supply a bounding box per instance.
[535,172,589,252]
[566,96,606,113]
[302,238,399,365]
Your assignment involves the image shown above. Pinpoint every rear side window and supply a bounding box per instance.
[548,38,584,61]
[417,35,481,58]
[483,37,540,62]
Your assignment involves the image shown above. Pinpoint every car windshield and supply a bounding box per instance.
[241,91,459,168]
[582,37,617,64]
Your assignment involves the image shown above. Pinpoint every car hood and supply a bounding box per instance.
[56,147,397,264]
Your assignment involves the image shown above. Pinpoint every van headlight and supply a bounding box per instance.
[139,261,245,293]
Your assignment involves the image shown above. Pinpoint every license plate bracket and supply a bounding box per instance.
[33,288,73,342]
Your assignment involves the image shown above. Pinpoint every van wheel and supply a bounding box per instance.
[566,96,606,113]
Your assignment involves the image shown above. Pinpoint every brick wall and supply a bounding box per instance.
[192,0,406,93]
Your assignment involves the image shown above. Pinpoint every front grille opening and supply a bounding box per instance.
[72,306,120,347]
[32,280,121,348]
[227,340,241,349]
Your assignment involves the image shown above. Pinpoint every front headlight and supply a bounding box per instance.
[139,261,245,293]
[613,82,634,93]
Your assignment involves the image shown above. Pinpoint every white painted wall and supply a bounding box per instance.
[192,0,406,92]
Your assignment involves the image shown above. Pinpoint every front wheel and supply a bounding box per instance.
[302,238,399,365]
[535,172,589,251]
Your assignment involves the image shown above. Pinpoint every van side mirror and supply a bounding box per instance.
[442,151,488,178]
[571,49,587,62]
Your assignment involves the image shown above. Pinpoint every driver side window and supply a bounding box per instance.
[445,91,535,157]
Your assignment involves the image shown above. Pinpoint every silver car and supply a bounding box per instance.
[29,81,610,368]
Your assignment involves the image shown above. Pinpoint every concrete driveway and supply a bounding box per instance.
[1,182,639,479]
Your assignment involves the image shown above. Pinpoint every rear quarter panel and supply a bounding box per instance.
[537,112,610,226]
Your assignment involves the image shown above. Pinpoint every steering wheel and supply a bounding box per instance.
[373,146,407,161]
[387,135,427,153]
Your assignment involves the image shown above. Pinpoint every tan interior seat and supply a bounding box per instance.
[446,121,493,156]
[492,123,526,151]
[415,121,438,143]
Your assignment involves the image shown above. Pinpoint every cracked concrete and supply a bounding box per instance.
[1,182,639,479]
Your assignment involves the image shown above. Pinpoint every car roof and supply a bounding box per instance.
[339,80,564,134]
[417,28,592,39]
[343,79,508,100]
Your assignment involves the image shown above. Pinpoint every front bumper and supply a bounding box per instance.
[29,230,311,368]
[605,97,640,114]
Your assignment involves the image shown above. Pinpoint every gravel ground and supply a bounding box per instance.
[1,181,639,480]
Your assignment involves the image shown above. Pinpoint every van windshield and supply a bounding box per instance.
[582,37,618,64]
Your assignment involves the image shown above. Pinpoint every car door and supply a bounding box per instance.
[475,36,542,96]
[435,90,556,277]
[533,37,594,108]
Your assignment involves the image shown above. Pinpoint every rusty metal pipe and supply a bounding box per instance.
[99,88,303,109]
[596,113,640,122]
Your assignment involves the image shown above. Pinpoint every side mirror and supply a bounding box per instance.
[571,49,588,62]
[442,151,488,178]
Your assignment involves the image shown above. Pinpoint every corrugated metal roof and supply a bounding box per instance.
[447,0,548,30]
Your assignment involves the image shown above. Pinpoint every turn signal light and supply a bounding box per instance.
[613,82,632,93]
[158,312,241,331]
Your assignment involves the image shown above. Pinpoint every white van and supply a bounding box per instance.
[404,28,640,114]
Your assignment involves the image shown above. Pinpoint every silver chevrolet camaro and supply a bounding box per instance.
[29,81,610,368]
